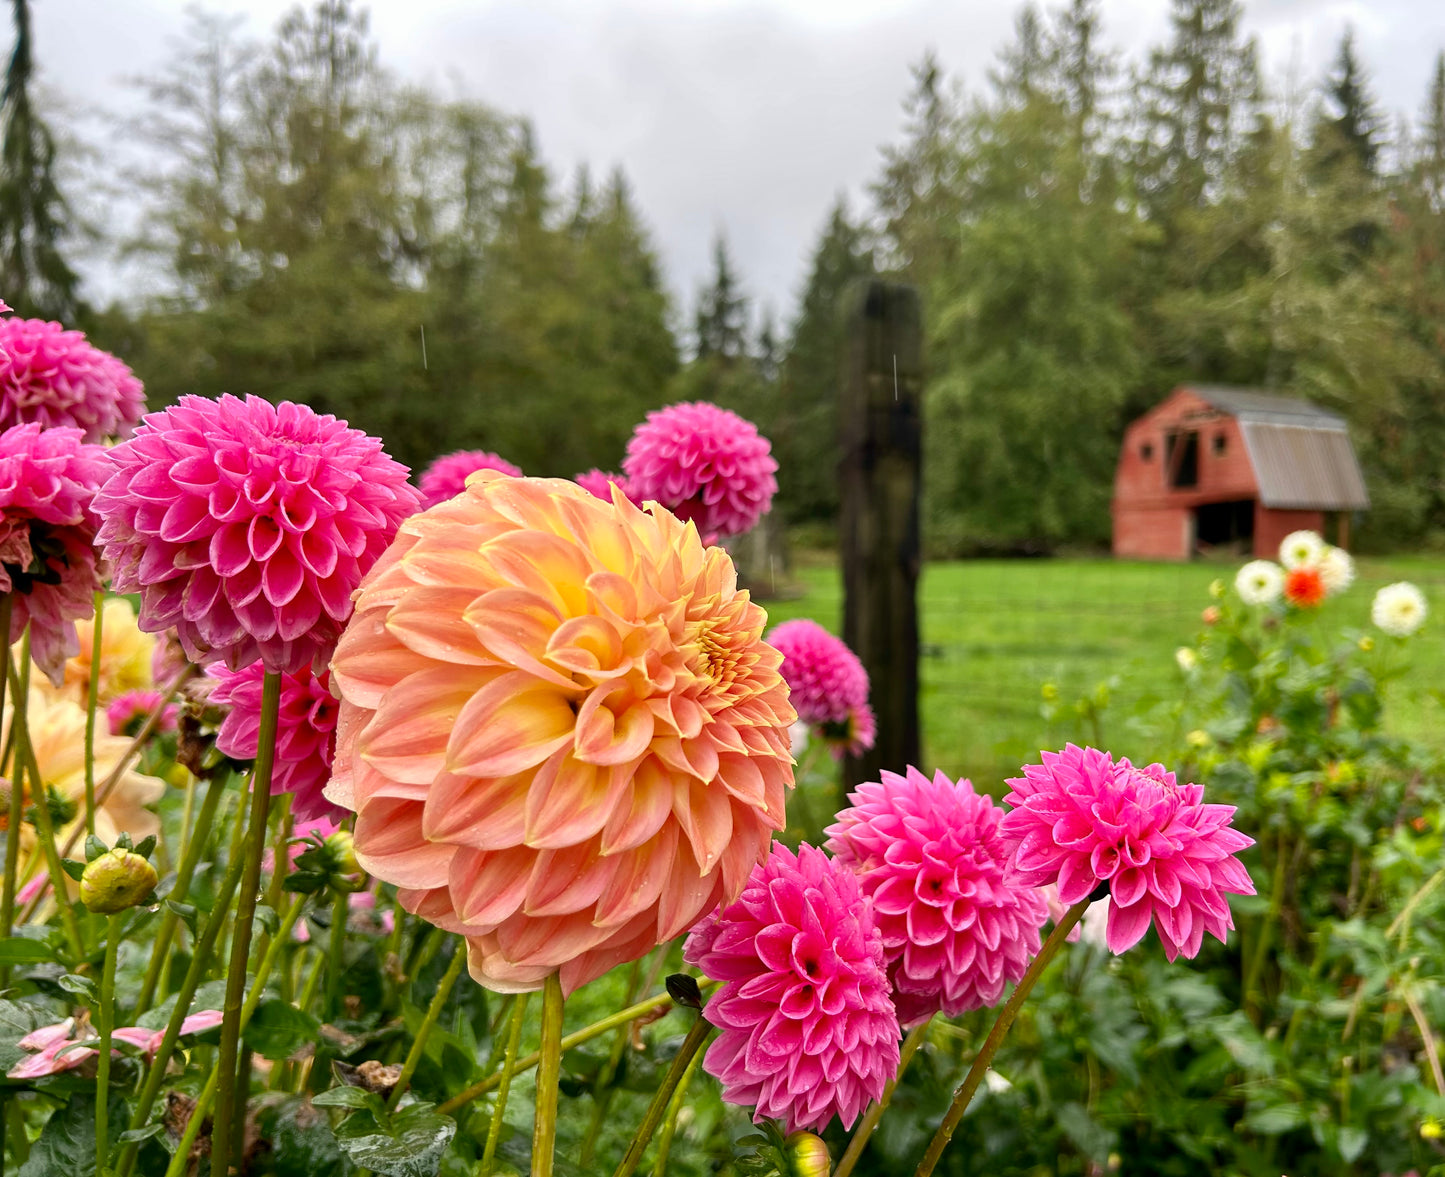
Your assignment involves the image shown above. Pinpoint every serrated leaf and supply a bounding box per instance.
[58,974,98,1003]
[313,1085,383,1112]
[335,1104,456,1177]
[244,998,321,1061]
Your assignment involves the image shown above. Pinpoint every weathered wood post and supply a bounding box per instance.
[840,280,923,790]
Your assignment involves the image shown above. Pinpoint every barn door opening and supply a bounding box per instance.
[1194,499,1255,554]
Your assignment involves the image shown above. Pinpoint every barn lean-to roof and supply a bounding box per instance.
[1182,385,1371,512]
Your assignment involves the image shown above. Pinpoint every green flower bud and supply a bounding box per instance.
[784,1131,831,1177]
[80,847,158,914]
[326,830,360,876]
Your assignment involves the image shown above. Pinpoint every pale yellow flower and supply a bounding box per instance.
[62,598,155,705]
[3,686,165,848]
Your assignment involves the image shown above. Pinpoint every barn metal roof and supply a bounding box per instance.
[1187,386,1370,511]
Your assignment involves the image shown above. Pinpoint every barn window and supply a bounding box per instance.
[1165,430,1198,489]
[1140,442,1154,461]
[1213,433,1227,456]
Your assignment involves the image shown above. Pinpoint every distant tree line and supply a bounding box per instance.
[5,0,1445,552]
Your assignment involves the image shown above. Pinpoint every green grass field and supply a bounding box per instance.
[759,554,1445,787]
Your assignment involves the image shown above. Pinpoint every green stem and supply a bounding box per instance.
[7,648,84,961]
[326,884,349,1019]
[1387,864,1445,947]
[834,1020,930,1177]
[532,973,565,1177]
[580,959,644,1165]
[115,772,253,1177]
[97,913,121,1175]
[84,592,104,837]
[611,1016,714,1177]
[0,592,18,983]
[387,938,467,1112]
[437,984,710,1116]
[650,1033,706,1177]
[161,893,307,1177]
[212,670,282,1177]
[912,899,1089,1177]
[133,773,230,1019]
[480,991,531,1176]
[1244,834,1289,1017]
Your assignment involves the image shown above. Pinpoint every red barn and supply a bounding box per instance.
[1112,386,1370,560]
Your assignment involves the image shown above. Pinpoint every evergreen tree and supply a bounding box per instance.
[1313,29,1384,178]
[776,197,874,525]
[1416,51,1445,208]
[0,0,84,320]
[693,234,748,361]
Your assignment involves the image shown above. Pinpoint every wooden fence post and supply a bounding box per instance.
[840,279,923,790]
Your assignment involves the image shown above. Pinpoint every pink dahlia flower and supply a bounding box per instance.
[833,701,876,759]
[94,395,420,674]
[825,767,1050,1027]
[0,423,109,684]
[573,468,632,503]
[683,842,900,1134]
[766,619,868,727]
[211,662,341,823]
[1000,745,1256,960]
[0,318,145,441]
[325,473,796,995]
[622,401,777,541]
[106,688,180,737]
[418,449,522,508]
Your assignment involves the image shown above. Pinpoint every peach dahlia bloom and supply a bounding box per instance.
[325,474,797,994]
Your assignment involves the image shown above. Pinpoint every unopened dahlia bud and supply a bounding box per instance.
[326,830,360,876]
[80,847,158,913]
[1201,605,1221,625]
[785,1131,831,1176]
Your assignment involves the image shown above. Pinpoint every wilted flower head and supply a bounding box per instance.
[767,619,867,727]
[1372,582,1427,637]
[683,842,900,1133]
[0,318,145,441]
[826,767,1049,1026]
[95,395,420,674]
[63,597,156,706]
[1279,530,1325,570]
[325,473,795,994]
[1234,560,1283,606]
[418,449,522,509]
[106,689,179,738]
[1319,546,1354,594]
[0,423,109,684]
[623,401,777,541]
[1000,745,1255,960]
[573,468,631,502]
[211,662,341,823]
[7,1012,220,1080]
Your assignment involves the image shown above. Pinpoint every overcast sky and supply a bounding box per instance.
[29,0,1445,329]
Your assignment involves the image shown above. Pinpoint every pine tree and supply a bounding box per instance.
[776,197,874,524]
[1416,51,1445,208]
[0,0,84,320]
[1313,29,1384,178]
[693,235,748,361]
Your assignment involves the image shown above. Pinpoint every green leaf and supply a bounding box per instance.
[118,1124,166,1144]
[0,939,59,966]
[244,998,321,1061]
[84,836,107,863]
[166,899,199,937]
[335,1104,456,1177]
[1056,1101,1117,1165]
[254,903,280,937]
[312,1085,383,1112]
[18,1092,127,1176]
[132,835,157,861]
[0,998,56,1073]
[58,973,99,1003]
[60,858,87,882]
[1244,1102,1309,1135]
[1337,1125,1368,1163]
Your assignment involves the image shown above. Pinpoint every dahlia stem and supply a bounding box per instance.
[161,892,308,1177]
[132,772,230,1019]
[532,973,565,1177]
[96,912,121,1176]
[437,983,715,1115]
[480,991,531,1176]
[6,646,84,961]
[581,958,644,1165]
[610,1014,714,1177]
[0,592,19,976]
[83,591,104,837]
[115,774,252,1177]
[387,937,467,1112]
[834,1020,930,1177]
[326,884,349,1019]
[211,668,282,1177]
[649,1031,706,1177]
[912,898,1089,1177]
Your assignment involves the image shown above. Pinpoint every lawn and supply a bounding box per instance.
[759,553,1445,787]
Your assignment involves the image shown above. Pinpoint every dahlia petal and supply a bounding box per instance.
[448,672,577,777]
[1105,900,1154,954]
